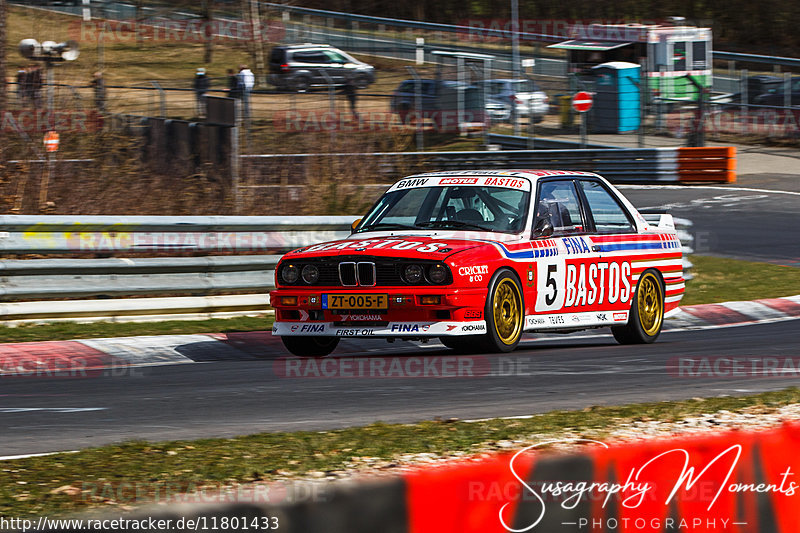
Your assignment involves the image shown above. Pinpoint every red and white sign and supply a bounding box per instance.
[43,131,60,152]
[572,91,593,113]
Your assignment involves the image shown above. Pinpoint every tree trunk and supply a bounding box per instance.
[202,0,213,63]
[135,0,144,45]
[247,0,265,87]
[0,0,7,117]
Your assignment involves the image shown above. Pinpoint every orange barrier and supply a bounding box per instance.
[406,422,800,533]
[677,146,737,183]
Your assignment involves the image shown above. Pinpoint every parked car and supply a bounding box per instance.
[389,79,486,131]
[485,99,513,121]
[271,170,684,356]
[389,79,440,114]
[725,75,783,105]
[268,44,375,92]
[483,79,550,122]
[752,77,800,107]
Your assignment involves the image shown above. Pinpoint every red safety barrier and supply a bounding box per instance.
[678,146,737,183]
[406,422,800,533]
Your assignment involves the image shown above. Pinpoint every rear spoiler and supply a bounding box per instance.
[641,213,694,257]
[642,213,676,231]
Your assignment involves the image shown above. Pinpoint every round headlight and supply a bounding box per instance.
[281,264,300,284]
[403,264,424,284]
[428,263,448,284]
[301,264,319,284]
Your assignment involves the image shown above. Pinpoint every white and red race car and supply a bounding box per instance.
[271,170,684,357]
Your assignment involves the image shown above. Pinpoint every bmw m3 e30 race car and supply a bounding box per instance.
[270,170,684,357]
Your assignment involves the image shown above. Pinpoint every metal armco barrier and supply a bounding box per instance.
[0,215,692,323]
[487,133,619,150]
[243,147,736,184]
[0,216,354,254]
[29,422,800,533]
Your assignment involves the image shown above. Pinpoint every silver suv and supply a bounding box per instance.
[268,44,376,92]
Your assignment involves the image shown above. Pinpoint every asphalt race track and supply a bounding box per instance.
[619,178,800,266]
[1,179,799,456]
[1,321,798,456]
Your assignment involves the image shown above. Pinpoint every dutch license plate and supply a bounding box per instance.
[322,294,388,310]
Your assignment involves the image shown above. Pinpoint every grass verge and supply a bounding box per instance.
[0,316,274,344]
[2,388,800,517]
[681,255,800,306]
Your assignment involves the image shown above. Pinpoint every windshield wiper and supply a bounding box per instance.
[416,220,494,232]
[356,222,417,232]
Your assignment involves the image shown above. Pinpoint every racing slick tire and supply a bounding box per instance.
[281,336,339,357]
[612,269,665,345]
[482,269,524,353]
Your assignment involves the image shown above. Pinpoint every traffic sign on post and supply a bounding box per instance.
[43,131,60,152]
[572,91,593,113]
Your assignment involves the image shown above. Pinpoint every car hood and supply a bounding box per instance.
[283,235,499,260]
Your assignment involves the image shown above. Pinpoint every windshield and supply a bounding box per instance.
[356,186,530,234]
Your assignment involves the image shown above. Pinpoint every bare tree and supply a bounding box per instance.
[0,0,6,117]
[243,0,265,87]
[201,0,213,64]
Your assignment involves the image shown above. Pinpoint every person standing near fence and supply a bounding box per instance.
[226,68,241,99]
[28,65,43,108]
[90,71,106,114]
[193,67,210,117]
[16,66,27,106]
[341,79,358,121]
[237,64,255,120]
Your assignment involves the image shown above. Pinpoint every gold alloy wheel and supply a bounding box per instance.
[637,272,664,337]
[493,278,523,345]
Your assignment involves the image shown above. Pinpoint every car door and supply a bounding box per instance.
[322,50,349,84]
[528,178,601,326]
[575,178,639,320]
[295,51,332,85]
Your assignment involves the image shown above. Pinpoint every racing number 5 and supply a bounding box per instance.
[534,257,565,312]
[545,264,558,306]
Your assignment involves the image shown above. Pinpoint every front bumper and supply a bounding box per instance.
[273,320,487,337]
[270,286,487,337]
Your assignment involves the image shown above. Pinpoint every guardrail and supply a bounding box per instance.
[0,215,693,324]
[0,216,352,323]
[243,147,736,184]
[487,134,619,150]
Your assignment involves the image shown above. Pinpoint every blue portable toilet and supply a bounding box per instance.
[590,61,641,133]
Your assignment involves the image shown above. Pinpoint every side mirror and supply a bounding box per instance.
[533,217,554,237]
[351,218,362,232]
